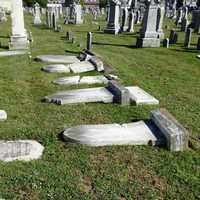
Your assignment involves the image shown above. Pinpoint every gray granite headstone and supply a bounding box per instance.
[197,37,200,50]
[184,28,192,48]
[87,32,92,51]
[151,108,189,151]
[107,80,130,106]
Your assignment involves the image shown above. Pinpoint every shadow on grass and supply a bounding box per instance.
[65,49,80,54]
[92,41,136,48]
[0,44,9,50]
[170,48,199,53]
[0,35,9,39]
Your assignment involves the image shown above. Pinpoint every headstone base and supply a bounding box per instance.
[136,37,160,48]
[9,35,29,50]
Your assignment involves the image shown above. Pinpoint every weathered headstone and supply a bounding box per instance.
[0,110,7,121]
[87,32,92,51]
[169,29,178,44]
[156,3,165,39]
[151,108,189,151]
[9,0,29,50]
[34,2,42,25]
[104,0,121,34]
[136,0,161,48]
[127,10,134,32]
[197,37,200,50]
[163,38,169,48]
[121,7,129,32]
[184,28,192,48]
[0,140,44,162]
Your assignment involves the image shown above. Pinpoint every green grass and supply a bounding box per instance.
[0,13,199,199]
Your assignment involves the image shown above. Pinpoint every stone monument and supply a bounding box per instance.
[104,0,121,34]
[9,0,29,50]
[136,0,161,48]
[34,2,42,25]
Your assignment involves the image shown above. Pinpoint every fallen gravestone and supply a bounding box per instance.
[53,75,108,85]
[0,110,7,121]
[44,87,114,105]
[0,50,27,57]
[35,55,80,64]
[196,55,200,59]
[126,86,159,105]
[151,108,189,151]
[62,108,189,151]
[63,121,158,146]
[44,82,159,106]
[0,140,44,162]
[42,64,70,73]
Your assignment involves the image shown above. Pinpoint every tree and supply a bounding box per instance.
[23,0,48,7]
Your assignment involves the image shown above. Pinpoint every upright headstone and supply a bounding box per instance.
[87,32,92,51]
[169,29,178,44]
[190,10,200,33]
[127,10,134,32]
[34,2,42,25]
[121,7,129,32]
[181,6,188,32]
[197,37,200,50]
[156,3,165,39]
[136,0,161,48]
[163,38,169,48]
[184,28,192,48]
[9,0,29,50]
[104,0,121,34]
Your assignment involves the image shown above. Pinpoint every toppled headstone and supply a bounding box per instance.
[89,57,104,72]
[126,86,159,105]
[42,64,70,73]
[0,140,44,162]
[151,108,189,151]
[0,50,27,57]
[44,87,114,105]
[62,108,189,151]
[196,55,200,59]
[53,76,80,85]
[44,84,159,106]
[69,61,95,73]
[35,55,80,64]
[53,75,108,85]
[79,76,108,85]
[107,80,130,106]
[0,110,7,121]
[63,121,158,146]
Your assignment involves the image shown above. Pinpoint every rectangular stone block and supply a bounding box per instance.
[151,108,189,151]
[107,80,130,106]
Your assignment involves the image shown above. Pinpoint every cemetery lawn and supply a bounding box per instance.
[0,14,199,199]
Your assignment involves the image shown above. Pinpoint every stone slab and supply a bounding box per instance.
[151,108,189,151]
[196,55,200,59]
[79,76,108,85]
[42,64,70,73]
[44,87,114,105]
[69,61,95,73]
[126,86,159,105]
[0,140,44,162]
[62,121,158,146]
[0,50,27,57]
[36,55,80,64]
[53,76,80,85]
[0,110,7,121]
